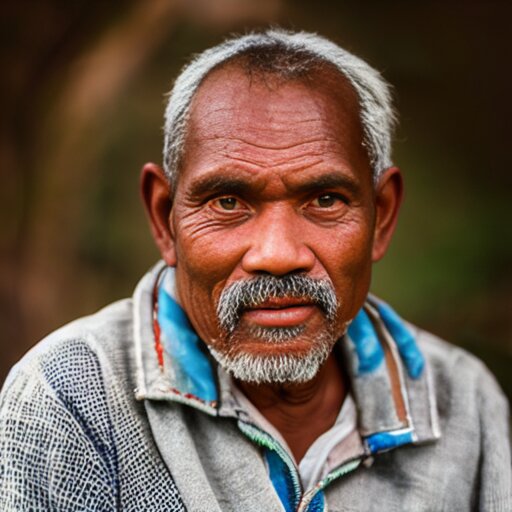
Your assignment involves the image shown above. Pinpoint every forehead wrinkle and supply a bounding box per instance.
[213,134,335,152]
[188,77,343,145]
[217,152,326,173]
[193,111,330,146]
[214,137,357,173]
[187,129,365,185]
[191,131,338,172]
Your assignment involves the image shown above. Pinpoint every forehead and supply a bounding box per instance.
[179,62,371,188]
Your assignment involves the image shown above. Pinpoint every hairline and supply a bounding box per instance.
[163,30,396,189]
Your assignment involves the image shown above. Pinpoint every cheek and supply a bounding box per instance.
[172,219,248,340]
[315,222,374,320]
[174,224,245,287]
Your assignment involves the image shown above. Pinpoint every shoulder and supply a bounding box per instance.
[409,324,509,432]
[4,298,133,385]
[413,325,506,400]
[1,298,136,420]
[405,325,511,508]
[0,300,137,510]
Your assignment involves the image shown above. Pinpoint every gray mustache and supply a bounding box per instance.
[216,274,338,333]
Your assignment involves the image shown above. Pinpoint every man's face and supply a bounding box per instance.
[168,65,379,383]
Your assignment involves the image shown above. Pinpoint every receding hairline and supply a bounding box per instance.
[163,30,396,187]
[178,58,371,186]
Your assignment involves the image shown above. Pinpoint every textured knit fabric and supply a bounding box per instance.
[0,323,185,511]
[1,262,511,511]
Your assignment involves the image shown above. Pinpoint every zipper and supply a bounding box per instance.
[238,420,365,512]
[238,420,303,510]
[298,458,362,511]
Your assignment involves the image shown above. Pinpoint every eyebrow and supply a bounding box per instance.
[186,174,256,200]
[186,170,361,200]
[289,172,361,197]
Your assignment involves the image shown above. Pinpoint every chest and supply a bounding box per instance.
[139,403,479,512]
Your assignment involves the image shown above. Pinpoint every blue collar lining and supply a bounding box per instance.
[157,286,218,403]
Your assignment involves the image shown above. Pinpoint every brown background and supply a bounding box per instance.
[1,1,511,400]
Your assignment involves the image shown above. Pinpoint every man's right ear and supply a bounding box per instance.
[140,162,177,266]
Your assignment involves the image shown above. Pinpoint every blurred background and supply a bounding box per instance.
[1,1,511,400]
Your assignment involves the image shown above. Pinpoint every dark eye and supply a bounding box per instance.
[213,197,240,211]
[311,194,340,208]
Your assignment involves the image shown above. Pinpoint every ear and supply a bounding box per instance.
[372,166,403,262]
[140,162,177,266]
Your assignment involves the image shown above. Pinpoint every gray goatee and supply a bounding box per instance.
[211,274,339,384]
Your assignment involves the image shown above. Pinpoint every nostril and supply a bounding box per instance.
[241,243,315,276]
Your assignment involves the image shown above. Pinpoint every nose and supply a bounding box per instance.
[241,206,315,276]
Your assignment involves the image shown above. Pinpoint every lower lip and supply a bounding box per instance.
[243,305,316,327]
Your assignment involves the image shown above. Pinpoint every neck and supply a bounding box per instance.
[236,351,347,463]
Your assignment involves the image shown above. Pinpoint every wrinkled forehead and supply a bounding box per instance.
[179,61,370,180]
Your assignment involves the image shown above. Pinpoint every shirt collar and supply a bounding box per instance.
[133,262,441,452]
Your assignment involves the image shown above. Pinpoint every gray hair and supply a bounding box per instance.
[163,29,396,185]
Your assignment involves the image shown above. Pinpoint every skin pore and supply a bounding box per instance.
[142,63,402,462]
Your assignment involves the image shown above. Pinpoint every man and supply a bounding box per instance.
[1,29,510,511]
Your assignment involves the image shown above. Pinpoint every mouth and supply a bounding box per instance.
[242,298,317,328]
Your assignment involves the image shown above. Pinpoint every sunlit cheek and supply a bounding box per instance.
[173,227,245,342]
[326,230,374,321]
[177,234,240,283]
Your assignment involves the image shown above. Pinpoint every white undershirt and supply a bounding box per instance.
[231,382,358,491]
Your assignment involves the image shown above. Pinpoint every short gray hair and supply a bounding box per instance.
[163,29,396,185]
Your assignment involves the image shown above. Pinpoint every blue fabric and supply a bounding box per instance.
[365,430,414,454]
[264,448,298,512]
[347,309,385,374]
[306,490,325,512]
[157,286,217,402]
[377,301,425,379]
[348,302,424,379]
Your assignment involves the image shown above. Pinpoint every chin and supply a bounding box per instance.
[208,327,336,384]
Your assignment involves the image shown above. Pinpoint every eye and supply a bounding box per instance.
[212,196,243,211]
[310,194,345,208]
